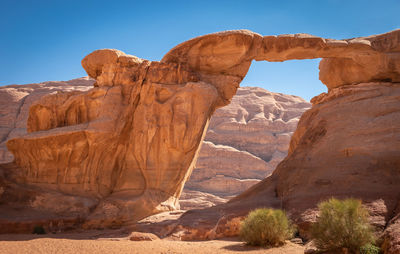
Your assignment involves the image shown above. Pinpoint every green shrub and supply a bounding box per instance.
[32,225,46,234]
[312,198,376,253]
[240,208,293,247]
[360,243,380,254]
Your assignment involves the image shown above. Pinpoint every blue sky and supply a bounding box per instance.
[1,0,399,100]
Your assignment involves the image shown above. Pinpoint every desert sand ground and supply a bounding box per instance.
[0,231,304,254]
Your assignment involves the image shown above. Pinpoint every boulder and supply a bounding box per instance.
[129,232,159,241]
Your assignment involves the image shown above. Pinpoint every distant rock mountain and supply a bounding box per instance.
[0,79,310,210]
[182,87,310,207]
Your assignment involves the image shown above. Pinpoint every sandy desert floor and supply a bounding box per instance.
[0,231,304,254]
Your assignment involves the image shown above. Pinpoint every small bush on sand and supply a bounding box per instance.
[240,208,293,247]
[312,198,376,253]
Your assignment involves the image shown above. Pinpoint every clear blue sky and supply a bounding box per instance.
[1,0,399,100]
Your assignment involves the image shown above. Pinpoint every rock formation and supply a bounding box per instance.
[1,28,399,252]
[156,29,400,253]
[5,48,231,227]
[0,80,309,210]
[170,82,400,243]
[0,78,94,164]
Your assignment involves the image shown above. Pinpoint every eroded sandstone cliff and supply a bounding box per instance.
[6,49,227,227]
[159,81,400,252]
[0,80,309,211]
[157,30,400,253]
[0,78,94,163]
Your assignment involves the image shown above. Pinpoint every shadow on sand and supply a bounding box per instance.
[221,242,266,252]
[0,229,131,241]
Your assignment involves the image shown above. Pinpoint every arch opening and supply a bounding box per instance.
[184,59,320,203]
[242,59,327,101]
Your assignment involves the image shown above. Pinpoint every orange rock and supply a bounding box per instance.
[169,82,400,244]
[7,50,220,227]
[0,78,93,163]
[129,232,159,241]
[0,82,307,225]
[1,29,399,237]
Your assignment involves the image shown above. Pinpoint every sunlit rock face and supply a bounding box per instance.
[6,49,226,227]
[1,29,399,233]
[0,78,94,164]
[185,87,310,198]
[4,34,261,227]
[0,81,310,211]
[144,30,400,251]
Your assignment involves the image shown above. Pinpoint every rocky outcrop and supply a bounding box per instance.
[1,28,399,249]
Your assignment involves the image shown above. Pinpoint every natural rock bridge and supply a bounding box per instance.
[4,29,400,239]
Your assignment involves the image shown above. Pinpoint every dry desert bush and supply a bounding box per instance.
[311,198,378,254]
[240,208,294,247]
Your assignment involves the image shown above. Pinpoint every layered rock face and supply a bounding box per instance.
[0,78,94,164]
[1,28,399,248]
[185,87,310,199]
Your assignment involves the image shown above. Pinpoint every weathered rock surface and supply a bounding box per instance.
[178,190,227,210]
[383,205,400,254]
[0,80,308,211]
[6,49,226,228]
[164,29,400,90]
[1,28,399,253]
[0,78,94,163]
[166,82,400,251]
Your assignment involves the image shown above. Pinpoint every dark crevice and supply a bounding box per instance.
[1,94,29,144]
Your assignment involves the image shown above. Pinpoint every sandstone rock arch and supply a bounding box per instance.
[4,29,400,229]
[162,29,400,89]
